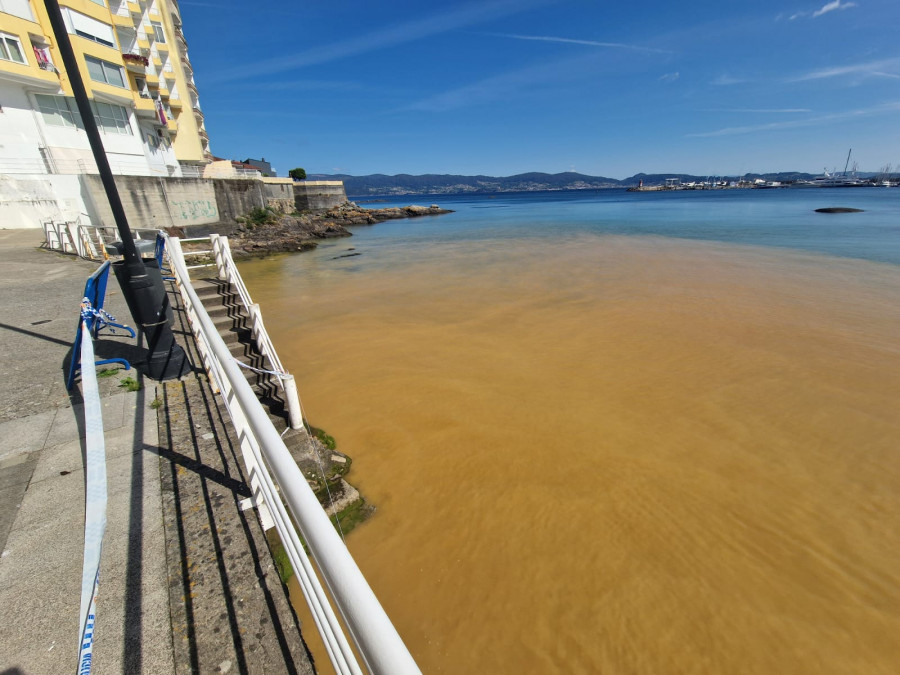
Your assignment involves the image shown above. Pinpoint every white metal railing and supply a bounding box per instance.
[0,156,171,177]
[42,218,160,260]
[207,234,303,429]
[166,237,421,675]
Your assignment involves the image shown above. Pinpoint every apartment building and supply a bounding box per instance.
[0,0,210,181]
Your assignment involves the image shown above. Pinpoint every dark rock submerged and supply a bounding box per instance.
[815,207,865,213]
[228,202,453,257]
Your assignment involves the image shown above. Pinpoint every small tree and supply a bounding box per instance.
[289,167,307,181]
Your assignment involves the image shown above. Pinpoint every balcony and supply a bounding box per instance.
[168,95,182,108]
[111,12,134,28]
[152,55,162,68]
[185,80,198,95]
[134,95,156,116]
[127,2,141,16]
[158,87,169,98]
[167,117,178,132]
[122,52,149,72]
[155,41,169,53]
[136,37,150,51]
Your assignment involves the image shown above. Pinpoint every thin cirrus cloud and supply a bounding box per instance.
[688,101,900,137]
[789,57,900,81]
[702,108,812,113]
[710,74,745,86]
[788,0,857,20]
[405,52,604,113]
[204,0,554,84]
[487,32,671,54]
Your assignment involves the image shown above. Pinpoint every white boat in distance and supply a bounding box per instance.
[793,149,868,187]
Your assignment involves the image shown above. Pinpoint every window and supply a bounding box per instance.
[63,8,116,48]
[85,55,126,88]
[35,93,133,136]
[35,94,82,129]
[150,21,165,43]
[93,100,132,135]
[0,0,35,22]
[0,33,26,64]
[88,0,107,6]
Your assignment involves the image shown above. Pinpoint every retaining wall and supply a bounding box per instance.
[293,181,347,211]
[2,173,346,229]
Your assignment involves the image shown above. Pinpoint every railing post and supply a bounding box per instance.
[282,374,304,430]
[248,303,262,343]
[210,234,226,280]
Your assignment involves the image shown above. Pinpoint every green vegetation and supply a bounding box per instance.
[311,426,336,450]
[330,498,372,536]
[268,533,295,584]
[237,206,278,229]
[97,367,120,378]
[150,396,163,410]
[289,167,307,181]
[118,376,140,392]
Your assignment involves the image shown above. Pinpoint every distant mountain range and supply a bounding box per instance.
[308,171,843,196]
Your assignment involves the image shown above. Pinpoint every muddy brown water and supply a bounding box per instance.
[241,235,900,674]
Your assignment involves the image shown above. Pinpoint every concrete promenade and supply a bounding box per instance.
[0,230,313,673]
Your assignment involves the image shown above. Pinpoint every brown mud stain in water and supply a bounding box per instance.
[242,235,900,674]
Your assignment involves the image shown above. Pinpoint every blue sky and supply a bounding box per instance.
[181,0,900,178]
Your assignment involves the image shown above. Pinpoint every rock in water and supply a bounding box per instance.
[815,207,864,213]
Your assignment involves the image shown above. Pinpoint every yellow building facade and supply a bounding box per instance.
[0,0,210,177]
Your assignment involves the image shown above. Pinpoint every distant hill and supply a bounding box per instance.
[308,171,823,196]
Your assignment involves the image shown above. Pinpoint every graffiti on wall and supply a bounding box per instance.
[171,199,218,222]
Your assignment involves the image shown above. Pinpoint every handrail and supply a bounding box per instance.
[210,236,285,374]
[207,235,302,428]
[166,237,420,674]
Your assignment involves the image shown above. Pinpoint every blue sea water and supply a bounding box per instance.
[341,188,900,266]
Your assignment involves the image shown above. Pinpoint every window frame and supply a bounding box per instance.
[35,93,134,136]
[150,21,166,44]
[84,54,127,88]
[0,32,27,65]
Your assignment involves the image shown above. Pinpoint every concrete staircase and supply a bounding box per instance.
[191,277,292,431]
[188,275,360,518]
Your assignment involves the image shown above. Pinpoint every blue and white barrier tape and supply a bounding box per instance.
[77,322,108,674]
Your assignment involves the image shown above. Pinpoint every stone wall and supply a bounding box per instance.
[293,180,347,211]
[262,179,296,213]
[81,175,221,230]
[5,173,346,230]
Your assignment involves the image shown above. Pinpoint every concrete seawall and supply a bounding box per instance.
[1,175,348,230]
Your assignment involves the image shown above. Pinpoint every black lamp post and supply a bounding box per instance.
[43,0,190,380]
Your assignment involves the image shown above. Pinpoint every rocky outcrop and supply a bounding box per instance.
[227,201,453,257]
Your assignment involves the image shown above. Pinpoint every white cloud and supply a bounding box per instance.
[205,0,553,84]
[790,57,900,81]
[788,0,857,20]
[488,33,671,54]
[704,108,812,113]
[812,1,857,18]
[687,101,900,137]
[659,72,680,82]
[710,74,745,86]
[406,52,601,112]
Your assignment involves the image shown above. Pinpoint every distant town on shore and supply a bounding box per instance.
[311,170,896,196]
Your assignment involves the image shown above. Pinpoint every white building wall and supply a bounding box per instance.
[0,82,48,173]
[0,173,85,229]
